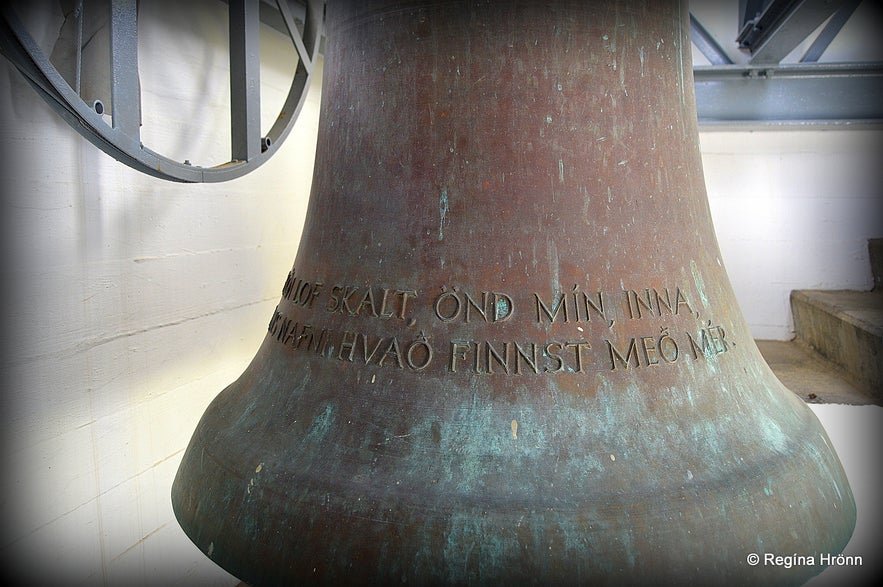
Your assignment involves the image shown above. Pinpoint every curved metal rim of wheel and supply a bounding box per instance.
[0,0,324,183]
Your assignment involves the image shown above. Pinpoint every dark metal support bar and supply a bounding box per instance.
[800,0,861,62]
[738,0,798,51]
[229,0,262,162]
[740,0,768,28]
[109,0,140,140]
[738,0,846,64]
[689,14,733,65]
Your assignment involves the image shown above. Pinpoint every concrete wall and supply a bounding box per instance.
[0,2,881,585]
[701,128,883,340]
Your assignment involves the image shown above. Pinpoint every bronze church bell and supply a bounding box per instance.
[172,0,855,584]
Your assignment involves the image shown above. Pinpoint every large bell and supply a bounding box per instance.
[171,0,855,584]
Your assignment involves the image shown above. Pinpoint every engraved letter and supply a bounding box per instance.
[640,336,659,366]
[275,316,292,343]
[378,289,396,319]
[535,293,568,323]
[565,341,592,373]
[514,342,539,374]
[397,290,418,320]
[582,291,606,321]
[714,326,729,353]
[338,330,357,362]
[307,282,323,308]
[314,328,330,356]
[326,285,343,313]
[450,340,471,373]
[485,341,511,375]
[379,337,405,369]
[268,306,282,335]
[659,330,679,363]
[686,331,704,359]
[632,290,655,319]
[675,287,693,315]
[607,338,640,370]
[463,291,488,323]
[699,324,729,355]
[360,334,384,364]
[285,322,302,347]
[282,271,295,298]
[493,292,514,322]
[434,290,461,322]
[406,338,433,371]
[655,288,673,315]
[341,286,361,315]
[295,324,314,350]
[355,288,377,317]
[543,342,565,372]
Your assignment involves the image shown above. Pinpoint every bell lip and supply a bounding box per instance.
[171,374,856,586]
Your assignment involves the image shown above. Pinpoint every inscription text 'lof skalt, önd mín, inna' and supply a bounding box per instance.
[270,269,732,376]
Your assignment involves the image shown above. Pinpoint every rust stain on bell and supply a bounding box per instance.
[172,0,855,584]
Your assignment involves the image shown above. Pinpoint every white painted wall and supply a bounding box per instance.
[700,128,883,339]
[0,2,881,585]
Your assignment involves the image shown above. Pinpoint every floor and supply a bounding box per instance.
[757,339,878,405]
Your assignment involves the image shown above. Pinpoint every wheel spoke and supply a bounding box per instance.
[109,0,140,140]
[1,1,323,182]
[229,0,262,162]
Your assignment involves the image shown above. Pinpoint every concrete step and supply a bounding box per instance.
[757,339,877,405]
[790,289,883,401]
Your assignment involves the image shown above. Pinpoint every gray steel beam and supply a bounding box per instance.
[694,62,883,126]
[800,0,861,62]
[738,0,846,64]
[220,0,308,39]
[277,0,312,73]
[690,14,734,65]
[229,0,262,162]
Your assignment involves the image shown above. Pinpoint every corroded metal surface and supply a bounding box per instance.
[172,1,855,584]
